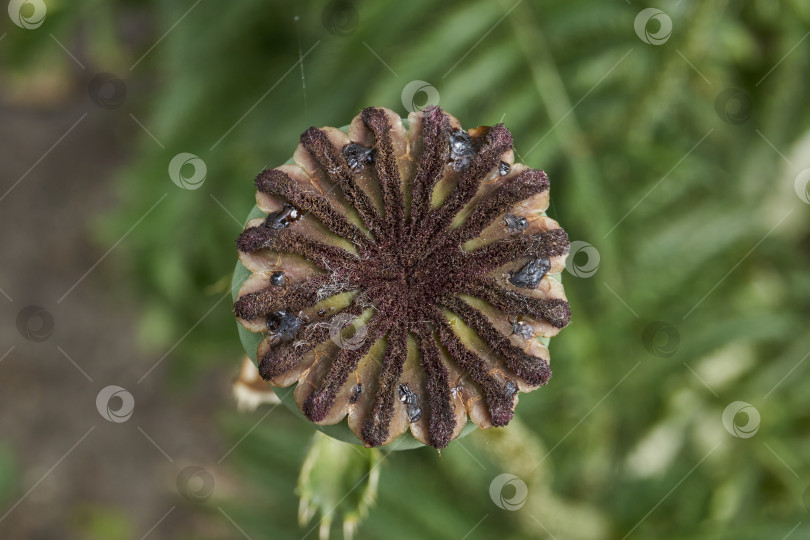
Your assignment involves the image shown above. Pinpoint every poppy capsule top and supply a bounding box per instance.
[233,106,570,449]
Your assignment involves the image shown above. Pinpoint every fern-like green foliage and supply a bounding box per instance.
[4,0,809,538]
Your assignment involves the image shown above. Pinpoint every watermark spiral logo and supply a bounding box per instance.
[329,312,368,350]
[88,73,127,110]
[489,474,528,511]
[794,169,810,204]
[8,0,46,29]
[321,0,358,37]
[169,153,207,190]
[16,305,54,342]
[634,8,672,45]
[96,385,135,423]
[176,466,215,503]
[722,401,760,438]
[565,240,600,278]
[642,321,680,358]
[401,80,440,114]
[714,88,752,125]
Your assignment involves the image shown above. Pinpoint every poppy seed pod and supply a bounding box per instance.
[232,106,570,449]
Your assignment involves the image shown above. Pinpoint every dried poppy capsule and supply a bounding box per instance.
[232,106,570,450]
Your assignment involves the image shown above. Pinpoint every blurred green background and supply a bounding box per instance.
[1,0,809,538]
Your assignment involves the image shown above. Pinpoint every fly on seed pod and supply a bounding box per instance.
[232,106,570,450]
